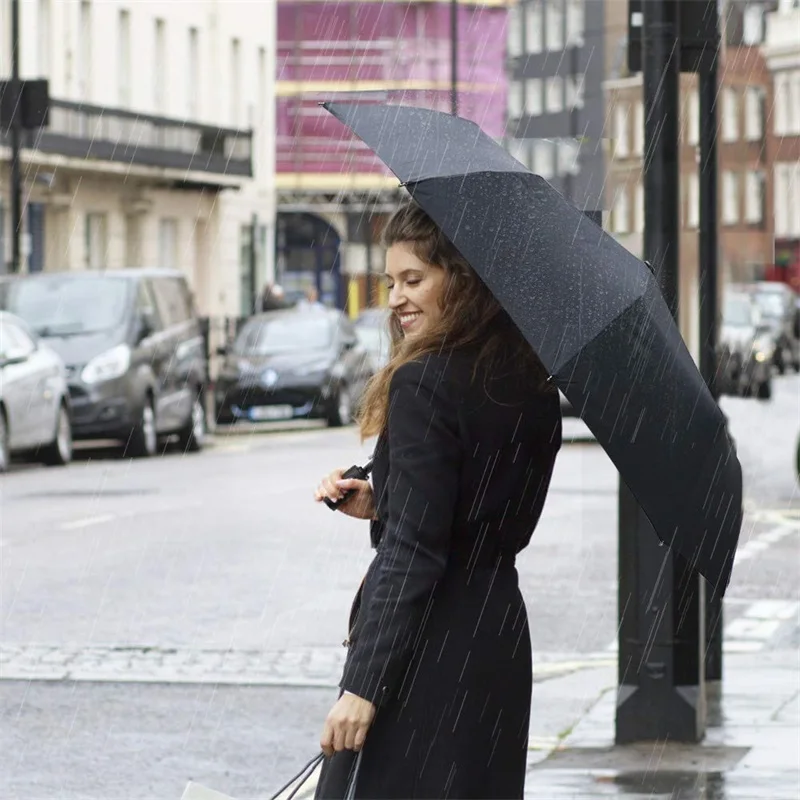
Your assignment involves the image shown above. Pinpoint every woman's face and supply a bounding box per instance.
[385,242,447,339]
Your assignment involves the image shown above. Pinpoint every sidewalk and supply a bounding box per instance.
[524,648,800,799]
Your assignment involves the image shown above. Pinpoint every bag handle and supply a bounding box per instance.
[267,750,362,800]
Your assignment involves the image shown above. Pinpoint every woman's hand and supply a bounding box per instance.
[314,468,376,520]
[320,693,376,757]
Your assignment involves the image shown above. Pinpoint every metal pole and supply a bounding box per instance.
[565,36,579,205]
[450,0,458,116]
[10,0,23,274]
[616,0,706,744]
[364,210,374,308]
[698,36,723,689]
[250,213,258,314]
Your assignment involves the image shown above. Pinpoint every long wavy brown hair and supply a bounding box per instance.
[356,201,552,441]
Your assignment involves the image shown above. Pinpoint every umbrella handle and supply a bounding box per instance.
[267,752,325,800]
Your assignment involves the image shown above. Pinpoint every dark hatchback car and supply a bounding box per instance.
[214,308,373,427]
[0,269,208,457]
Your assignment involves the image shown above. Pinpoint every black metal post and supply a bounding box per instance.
[450,0,458,116]
[616,0,706,743]
[698,35,723,689]
[10,0,23,273]
[250,213,258,314]
[564,37,579,204]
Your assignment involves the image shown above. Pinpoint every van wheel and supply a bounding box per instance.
[178,390,206,453]
[756,380,772,401]
[126,396,157,458]
[41,403,73,466]
[0,409,9,473]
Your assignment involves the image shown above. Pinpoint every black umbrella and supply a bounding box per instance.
[323,101,743,597]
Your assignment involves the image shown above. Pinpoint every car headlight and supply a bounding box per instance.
[752,337,774,363]
[80,344,131,384]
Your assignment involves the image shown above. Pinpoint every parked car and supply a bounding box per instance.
[0,311,73,472]
[718,290,773,400]
[214,307,374,427]
[747,282,800,374]
[0,269,208,457]
[354,307,392,372]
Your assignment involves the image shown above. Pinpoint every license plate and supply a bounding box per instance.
[248,405,293,421]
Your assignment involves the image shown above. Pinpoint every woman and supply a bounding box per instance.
[313,202,562,798]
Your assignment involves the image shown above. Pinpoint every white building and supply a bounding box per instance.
[0,0,277,317]
[763,0,800,250]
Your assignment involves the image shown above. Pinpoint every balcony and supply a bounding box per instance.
[2,98,253,181]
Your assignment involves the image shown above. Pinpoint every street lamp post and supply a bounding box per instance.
[450,0,458,116]
[9,0,23,274]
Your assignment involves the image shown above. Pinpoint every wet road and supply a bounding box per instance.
[1,374,798,798]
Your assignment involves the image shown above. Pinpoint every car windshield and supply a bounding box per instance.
[753,292,785,319]
[0,276,130,336]
[724,295,754,327]
[234,315,333,355]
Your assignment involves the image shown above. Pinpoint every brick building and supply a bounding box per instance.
[602,11,774,357]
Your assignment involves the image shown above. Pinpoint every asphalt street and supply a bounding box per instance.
[1,374,798,799]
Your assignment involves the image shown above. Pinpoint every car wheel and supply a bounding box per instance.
[0,409,9,473]
[756,379,772,401]
[41,402,73,467]
[178,390,206,453]
[125,395,157,458]
[327,385,352,427]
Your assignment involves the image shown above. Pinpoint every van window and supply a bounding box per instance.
[136,281,162,330]
[0,275,130,336]
[153,278,192,327]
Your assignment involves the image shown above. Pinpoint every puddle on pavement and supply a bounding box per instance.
[597,770,726,797]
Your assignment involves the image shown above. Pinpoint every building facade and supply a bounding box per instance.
[276,0,512,314]
[763,0,800,290]
[603,5,775,357]
[0,0,277,318]
[505,0,610,213]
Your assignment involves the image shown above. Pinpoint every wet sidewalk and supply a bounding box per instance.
[524,649,800,799]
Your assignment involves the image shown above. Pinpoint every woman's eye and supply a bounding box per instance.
[406,279,421,286]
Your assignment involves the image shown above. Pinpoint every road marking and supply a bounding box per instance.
[59,514,116,531]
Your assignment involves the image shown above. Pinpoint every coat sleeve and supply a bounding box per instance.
[340,358,462,706]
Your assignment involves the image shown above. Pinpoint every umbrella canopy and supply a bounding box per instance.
[324,102,743,597]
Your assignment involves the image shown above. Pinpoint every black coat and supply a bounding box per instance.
[316,349,562,799]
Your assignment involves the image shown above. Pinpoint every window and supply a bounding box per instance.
[37,0,51,76]
[774,164,789,236]
[135,281,162,331]
[546,77,563,113]
[230,38,241,126]
[525,1,543,54]
[533,141,555,178]
[566,0,584,46]
[153,278,192,327]
[633,101,644,155]
[124,214,141,268]
[634,183,644,233]
[613,186,630,234]
[722,172,739,225]
[84,213,107,268]
[188,28,200,119]
[78,1,92,100]
[744,88,763,141]
[614,103,629,157]
[158,219,178,269]
[546,0,563,51]
[566,75,584,109]
[508,3,523,58]
[775,73,789,136]
[722,88,739,142]
[687,173,700,229]
[745,171,765,224]
[742,5,765,45]
[508,81,523,119]
[557,139,580,175]
[155,19,167,112]
[791,71,800,134]
[118,10,131,106]
[526,79,543,116]
[687,90,699,146]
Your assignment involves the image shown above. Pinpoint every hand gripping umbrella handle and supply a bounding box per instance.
[323,457,374,511]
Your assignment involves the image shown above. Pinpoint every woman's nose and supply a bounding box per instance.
[388,284,404,309]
